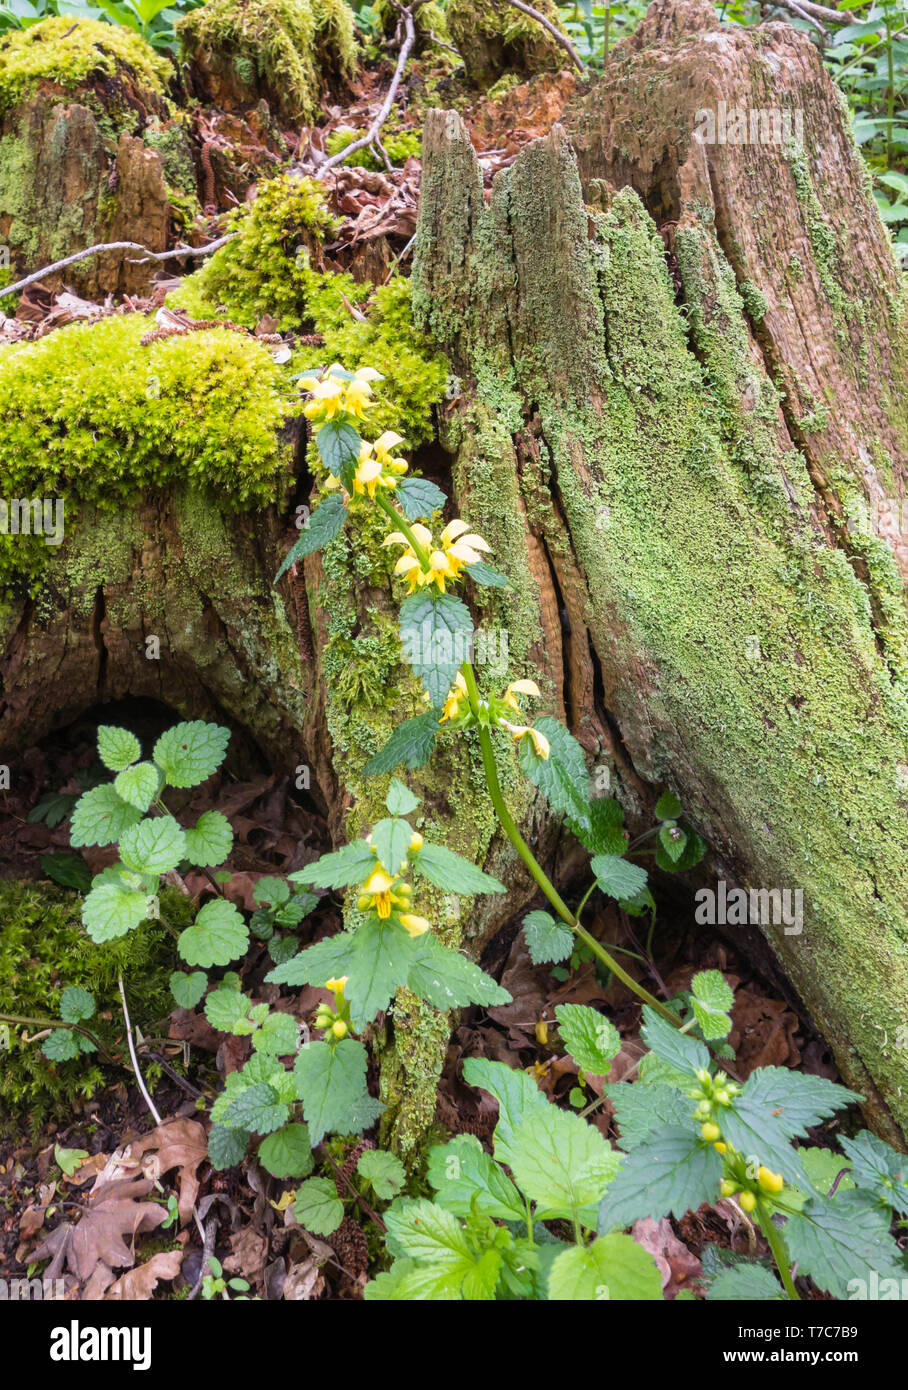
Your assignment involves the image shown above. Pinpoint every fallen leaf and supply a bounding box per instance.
[106,1248,184,1299]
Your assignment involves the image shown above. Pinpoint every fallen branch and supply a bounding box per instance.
[502,0,587,73]
[119,974,162,1128]
[0,234,235,303]
[769,0,856,22]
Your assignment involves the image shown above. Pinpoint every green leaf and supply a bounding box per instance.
[410,841,505,895]
[591,854,648,902]
[522,910,573,965]
[341,917,414,1028]
[462,1058,551,1154]
[113,761,161,814]
[70,784,142,847]
[294,1038,381,1144]
[658,824,687,863]
[208,1124,250,1170]
[153,721,230,789]
[690,969,734,1041]
[407,933,511,1011]
[784,1189,905,1298]
[29,790,78,828]
[60,986,95,1023]
[357,1149,406,1200]
[252,1010,300,1056]
[720,1069,862,1187]
[119,816,186,875]
[253,876,290,907]
[395,476,446,521]
[641,1006,710,1078]
[222,1081,289,1136]
[82,882,151,942]
[169,971,207,1010]
[42,1029,80,1062]
[54,1144,89,1178]
[258,1123,313,1179]
[506,1105,621,1221]
[598,1129,722,1232]
[370,817,413,876]
[427,1134,525,1222]
[399,591,474,708]
[275,493,347,581]
[42,852,91,892]
[316,419,361,491]
[838,1130,908,1214]
[465,560,510,587]
[604,1081,694,1150]
[204,986,253,1033]
[266,934,358,990]
[567,797,627,855]
[178,898,249,968]
[555,1004,620,1075]
[706,1264,784,1301]
[362,711,440,776]
[184,811,233,867]
[655,791,682,820]
[547,1234,662,1301]
[384,1198,471,1264]
[293,1177,344,1236]
[655,826,707,873]
[385,778,419,817]
[289,840,376,889]
[518,717,592,831]
[97,725,141,773]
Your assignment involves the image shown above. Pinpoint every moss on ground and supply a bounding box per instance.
[446,0,566,88]
[0,16,170,114]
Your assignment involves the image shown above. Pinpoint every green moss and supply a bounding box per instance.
[0,879,184,1137]
[0,16,170,114]
[325,124,422,170]
[739,279,767,323]
[312,0,359,81]
[446,0,565,87]
[143,115,201,224]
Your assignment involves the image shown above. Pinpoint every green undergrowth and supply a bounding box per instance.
[0,878,184,1137]
[325,125,422,170]
[0,16,171,114]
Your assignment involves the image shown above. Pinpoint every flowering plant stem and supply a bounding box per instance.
[756,1198,800,1300]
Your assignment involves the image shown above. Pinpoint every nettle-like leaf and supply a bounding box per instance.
[410,841,505,895]
[604,1081,695,1151]
[655,826,707,874]
[294,1038,382,1145]
[113,762,160,813]
[426,1134,525,1223]
[598,1129,722,1232]
[289,839,376,889]
[462,1058,551,1152]
[70,785,142,848]
[407,934,511,1011]
[522,910,573,966]
[294,1177,344,1236]
[465,560,509,587]
[258,1123,313,1180]
[275,492,347,582]
[204,986,254,1034]
[208,1124,250,1171]
[658,823,687,863]
[591,853,648,903]
[840,1130,908,1214]
[654,791,682,821]
[555,1004,620,1076]
[252,1010,300,1057]
[370,817,412,876]
[783,1189,906,1298]
[119,816,186,875]
[518,717,592,831]
[641,1006,710,1079]
[568,797,627,856]
[357,1149,406,1201]
[362,711,440,777]
[689,969,734,1040]
[394,475,446,522]
[153,721,230,789]
[59,986,95,1023]
[97,725,141,773]
[506,1105,621,1222]
[222,1081,289,1136]
[399,591,474,709]
[42,1029,82,1062]
[706,1263,784,1301]
[277,918,414,1028]
[547,1234,662,1302]
[316,418,361,491]
[184,810,233,867]
[178,898,249,969]
[82,882,153,942]
[720,1068,862,1188]
[169,971,207,1010]
[382,1199,500,1299]
[385,778,419,817]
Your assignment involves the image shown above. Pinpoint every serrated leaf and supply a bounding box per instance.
[522,910,573,965]
[153,721,229,789]
[275,493,347,581]
[54,1144,89,1178]
[293,1177,344,1236]
[252,1010,300,1056]
[97,725,141,773]
[655,791,683,820]
[169,971,207,1009]
[208,1125,250,1170]
[604,1081,695,1150]
[591,854,648,902]
[407,933,511,1011]
[119,816,186,875]
[519,717,592,831]
[113,761,161,813]
[507,1105,621,1221]
[294,1038,380,1144]
[598,1129,721,1231]
[427,1134,525,1222]
[289,840,376,889]
[655,826,707,874]
[370,817,413,876]
[706,1264,784,1300]
[555,1004,620,1075]
[204,986,253,1033]
[265,933,358,989]
[720,1069,862,1187]
[567,797,627,855]
[41,852,92,893]
[410,841,505,895]
[394,476,446,521]
[178,898,249,968]
[29,790,77,829]
[82,882,151,942]
[385,778,419,817]
[658,824,687,863]
[42,1028,80,1062]
[690,969,734,1041]
[384,1198,472,1265]
[640,1006,710,1078]
[784,1189,905,1298]
[399,591,474,708]
[222,1081,288,1136]
[316,418,361,491]
[70,785,142,848]
[838,1130,908,1214]
[465,560,510,587]
[462,1058,551,1154]
[331,917,413,1028]
[184,811,233,867]
[258,1123,313,1179]
[547,1234,662,1301]
[357,1149,406,1200]
[362,711,440,776]
[60,986,95,1023]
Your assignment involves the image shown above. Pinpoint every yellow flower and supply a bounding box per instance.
[357,866,412,919]
[440,671,469,723]
[383,522,433,593]
[501,678,541,716]
[500,720,551,759]
[399,913,430,938]
[373,430,409,475]
[331,1019,349,1039]
[325,976,348,996]
[408,831,423,852]
[438,519,492,580]
[300,364,382,424]
[383,518,492,594]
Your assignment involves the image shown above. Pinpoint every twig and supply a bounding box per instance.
[0,235,236,302]
[502,0,587,73]
[188,1216,218,1300]
[321,1148,387,1232]
[769,0,851,22]
[773,0,827,34]
[118,974,162,1126]
[0,1012,117,1066]
[139,1047,204,1100]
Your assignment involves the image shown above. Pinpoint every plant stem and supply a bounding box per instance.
[757,1199,800,1300]
[374,489,432,569]
[459,661,679,1026]
[0,1012,117,1065]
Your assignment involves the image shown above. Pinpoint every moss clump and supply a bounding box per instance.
[325,124,422,170]
[0,16,170,114]
[446,0,565,88]
[0,879,184,1136]
[177,0,357,125]
[143,115,202,226]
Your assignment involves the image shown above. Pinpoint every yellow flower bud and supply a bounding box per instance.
[714,1141,727,1154]
[757,1166,784,1194]
[409,831,423,851]
[738,1190,757,1213]
[700,1122,721,1143]
[331,1019,349,1039]
[719,1179,737,1198]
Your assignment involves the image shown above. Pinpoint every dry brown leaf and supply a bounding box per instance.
[283,1258,324,1301]
[632,1217,702,1298]
[30,1178,166,1284]
[128,1118,208,1227]
[106,1248,184,1300]
[223,1228,268,1286]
